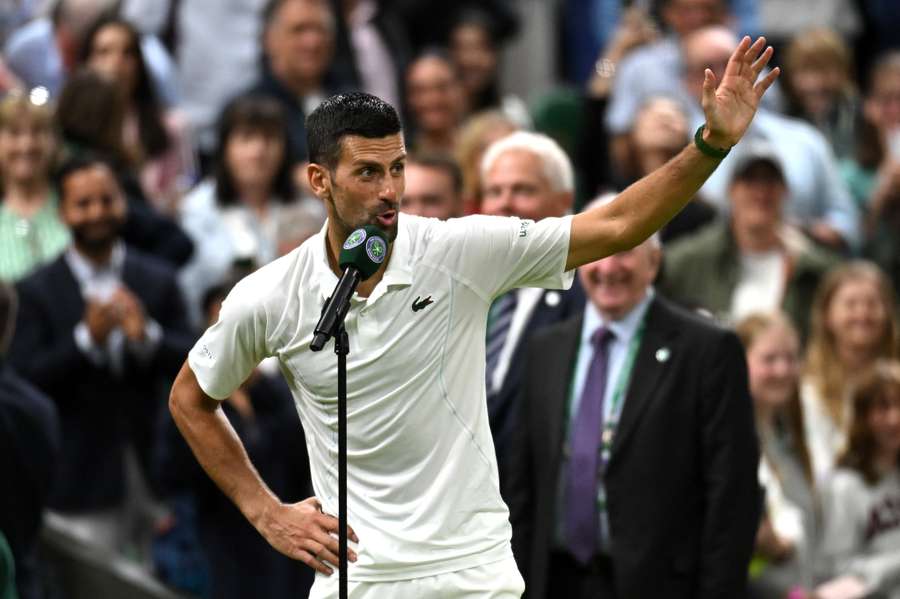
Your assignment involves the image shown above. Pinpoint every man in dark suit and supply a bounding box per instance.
[506,226,760,599]
[0,282,60,599]
[9,154,193,553]
[479,131,586,490]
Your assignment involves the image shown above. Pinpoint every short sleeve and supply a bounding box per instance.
[187,280,269,400]
[436,214,574,301]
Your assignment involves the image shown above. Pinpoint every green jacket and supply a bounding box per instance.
[660,221,840,338]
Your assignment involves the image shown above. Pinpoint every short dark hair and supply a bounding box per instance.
[54,153,119,201]
[408,152,463,195]
[306,92,402,170]
[213,94,295,206]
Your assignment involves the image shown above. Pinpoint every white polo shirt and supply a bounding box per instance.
[188,212,574,581]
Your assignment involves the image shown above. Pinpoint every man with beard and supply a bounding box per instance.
[169,33,777,599]
[9,154,193,554]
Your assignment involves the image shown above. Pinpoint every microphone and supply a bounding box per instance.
[310,225,389,351]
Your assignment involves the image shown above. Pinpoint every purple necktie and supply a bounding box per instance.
[565,326,615,564]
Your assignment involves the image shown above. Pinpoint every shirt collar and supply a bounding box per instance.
[64,241,125,284]
[582,287,655,346]
[313,213,413,303]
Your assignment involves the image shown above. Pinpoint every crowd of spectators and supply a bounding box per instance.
[2,0,900,598]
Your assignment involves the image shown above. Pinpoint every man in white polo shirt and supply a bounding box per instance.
[169,37,779,598]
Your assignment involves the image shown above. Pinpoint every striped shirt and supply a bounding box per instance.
[0,194,70,282]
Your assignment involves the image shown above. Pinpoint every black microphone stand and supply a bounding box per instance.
[311,297,351,599]
[335,324,349,599]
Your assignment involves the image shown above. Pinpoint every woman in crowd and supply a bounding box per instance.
[80,14,195,214]
[737,312,818,598]
[0,90,68,282]
[802,261,900,484]
[447,9,529,128]
[783,28,859,161]
[178,94,324,327]
[842,52,900,210]
[405,49,466,155]
[815,361,900,599]
[841,51,900,296]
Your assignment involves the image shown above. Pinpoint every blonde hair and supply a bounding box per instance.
[736,311,814,485]
[0,90,55,132]
[805,261,900,427]
[785,28,854,88]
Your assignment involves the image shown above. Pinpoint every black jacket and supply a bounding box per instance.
[506,295,760,599]
[10,247,193,511]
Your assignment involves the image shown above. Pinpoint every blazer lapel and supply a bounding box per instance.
[608,297,679,461]
[543,316,583,463]
[51,255,86,327]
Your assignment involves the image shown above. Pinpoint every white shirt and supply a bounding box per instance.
[489,286,544,392]
[801,377,849,486]
[821,469,900,598]
[65,243,161,372]
[569,289,654,429]
[188,213,574,581]
[729,249,785,323]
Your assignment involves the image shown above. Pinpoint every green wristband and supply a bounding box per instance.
[693,125,731,159]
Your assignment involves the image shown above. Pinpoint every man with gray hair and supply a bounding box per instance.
[506,196,759,598]
[479,131,585,491]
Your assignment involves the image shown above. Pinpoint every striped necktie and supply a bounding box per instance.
[485,290,518,395]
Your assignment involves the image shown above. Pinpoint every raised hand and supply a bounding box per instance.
[257,496,359,575]
[701,36,780,150]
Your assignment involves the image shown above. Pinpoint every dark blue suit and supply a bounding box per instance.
[9,247,194,511]
[0,364,59,599]
[489,279,585,496]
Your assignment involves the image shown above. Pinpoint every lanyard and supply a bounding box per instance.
[566,317,646,460]
[599,321,645,463]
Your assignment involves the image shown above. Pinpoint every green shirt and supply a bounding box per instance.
[0,194,70,282]
[839,158,876,211]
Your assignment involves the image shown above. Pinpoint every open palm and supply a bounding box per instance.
[702,36,781,149]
